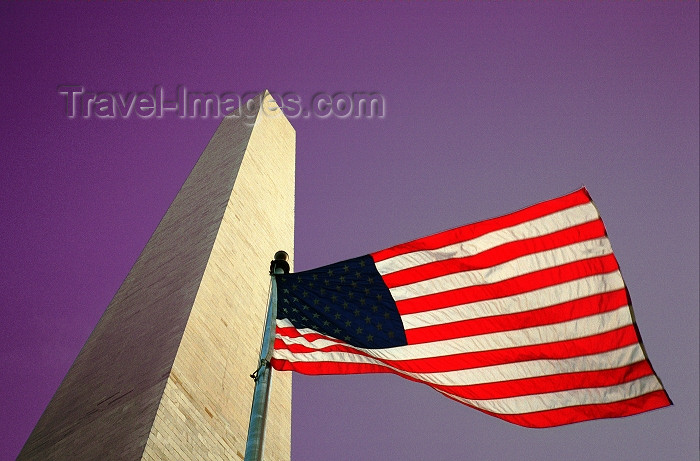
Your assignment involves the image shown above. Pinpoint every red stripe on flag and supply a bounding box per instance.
[396,254,620,315]
[274,325,641,374]
[372,188,592,263]
[405,289,629,344]
[383,219,607,288]
[437,360,655,400]
[271,355,659,410]
[274,326,342,343]
[475,390,672,428]
[270,358,386,375]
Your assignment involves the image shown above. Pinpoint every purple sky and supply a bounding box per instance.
[1,3,697,460]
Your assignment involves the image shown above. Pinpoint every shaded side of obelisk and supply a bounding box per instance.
[18,91,294,460]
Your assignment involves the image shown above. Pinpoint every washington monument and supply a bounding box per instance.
[19,91,294,460]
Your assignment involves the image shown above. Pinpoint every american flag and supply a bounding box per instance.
[271,188,671,427]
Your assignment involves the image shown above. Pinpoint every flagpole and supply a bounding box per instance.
[244,251,290,461]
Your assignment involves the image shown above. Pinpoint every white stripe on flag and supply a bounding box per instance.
[400,271,626,329]
[375,202,600,275]
[275,305,634,362]
[389,238,613,301]
[273,342,645,388]
[440,374,664,415]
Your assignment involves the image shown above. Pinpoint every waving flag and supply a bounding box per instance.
[271,188,671,427]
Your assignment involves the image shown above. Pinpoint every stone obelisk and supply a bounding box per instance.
[18,91,294,460]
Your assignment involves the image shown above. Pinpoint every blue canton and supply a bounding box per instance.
[276,255,407,349]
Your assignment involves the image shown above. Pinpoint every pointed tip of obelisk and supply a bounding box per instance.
[254,89,294,131]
